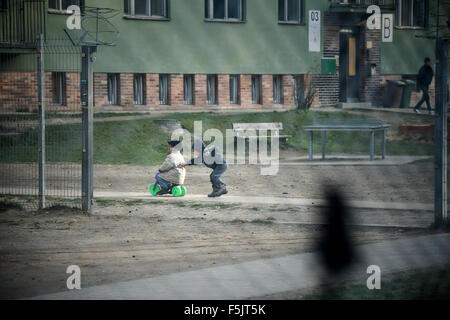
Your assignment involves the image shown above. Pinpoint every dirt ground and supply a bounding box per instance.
[0,156,440,300]
[95,156,436,203]
[0,108,444,299]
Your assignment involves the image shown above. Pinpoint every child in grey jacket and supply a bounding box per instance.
[157,140,186,195]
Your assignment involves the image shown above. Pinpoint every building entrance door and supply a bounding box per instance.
[339,27,361,103]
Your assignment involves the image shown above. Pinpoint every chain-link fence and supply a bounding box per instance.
[0,37,83,210]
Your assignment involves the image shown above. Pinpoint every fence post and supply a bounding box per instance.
[37,33,45,209]
[81,46,95,211]
[434,38,448,226]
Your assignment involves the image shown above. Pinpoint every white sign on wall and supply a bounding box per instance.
[309,10,321,52]
[382,14,393,42]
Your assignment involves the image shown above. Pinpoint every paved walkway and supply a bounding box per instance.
[30,233,450,300]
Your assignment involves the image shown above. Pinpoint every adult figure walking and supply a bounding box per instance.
[414,57,434,115]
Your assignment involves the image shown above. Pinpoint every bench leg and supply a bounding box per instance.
[309,131,313,161]
[382,129,386,160]
[322,131,326,160]
[370,130,375,161]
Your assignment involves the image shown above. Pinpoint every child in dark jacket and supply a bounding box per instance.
[184,139,228,197]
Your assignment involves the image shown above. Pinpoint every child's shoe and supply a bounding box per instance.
[208,186,218,198]
[208,186,228,197]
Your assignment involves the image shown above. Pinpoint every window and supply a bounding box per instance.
[273,75,283,104]
[229,74,240,104]
[52,72,66,106]
[205,0,244,21]
[159,74,170,105]
[294,74,303,105]
[278,0,303,24]
[124,0,169,19]
[184,75,194,105]
[251,75,262,104]
[108,74,120,105]
[0,0,7,11]
[49,0,82,11]
[207,75,218,104]
[396,0,428,27]
[134,74,146,105]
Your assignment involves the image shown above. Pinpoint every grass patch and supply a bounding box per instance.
[0,110,434,164]
[302,266,450,300]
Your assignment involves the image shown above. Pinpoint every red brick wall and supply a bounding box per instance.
[262,75,273,107]
[2,70,447,112]
[282,75,295,107]
[311,14,340,107]
[170,74,184,107]
[240,74,253,108]
[0,71,83,112]
[218,74,230,107]
[194,74,207,109]
[94,72,108,107]
[120,73,133,107]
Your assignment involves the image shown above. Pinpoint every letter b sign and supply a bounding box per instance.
[366,5,393,42]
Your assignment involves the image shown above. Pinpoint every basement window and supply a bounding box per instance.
[229,74,240,104]
[134,74,146,105]
[273,75,283,104]
[207,74,218,105]
[52,72,66,106]
[108,74,120,105]
[251,75,262,105]
[184,75,195,105]
[159,74,170,105]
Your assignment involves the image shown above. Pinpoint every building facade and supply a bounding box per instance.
[0,0,448,112]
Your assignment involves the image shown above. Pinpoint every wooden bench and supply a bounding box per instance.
[302,118,390,161]
[232,122,291,141]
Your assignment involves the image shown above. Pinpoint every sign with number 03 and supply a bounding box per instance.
[309,10,321,52]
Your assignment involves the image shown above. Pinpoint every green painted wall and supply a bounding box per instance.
[42,0,329,74]
[380,1,450,75]
[2,1,448,75]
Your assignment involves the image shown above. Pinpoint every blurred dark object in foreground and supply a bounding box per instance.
[319,187,356,276]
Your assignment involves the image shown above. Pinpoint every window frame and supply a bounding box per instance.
[107,73,120,105]
[183,74,195,105]
[273,75,283,104]
[396,0,428,28]
[48,0,82,14]
[251,75,262,105]
[133,73,146,105]
[205,0,245,23]
[207,74,218,105]
[52,72,67,106]
[278,0,304,25]
[159,74,170,105]
[229,74,240,105]
[124,0,170,20]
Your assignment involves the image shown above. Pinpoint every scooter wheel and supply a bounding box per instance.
[171,186,183,197]
[180,186,186,197]
[149,183,160,196]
